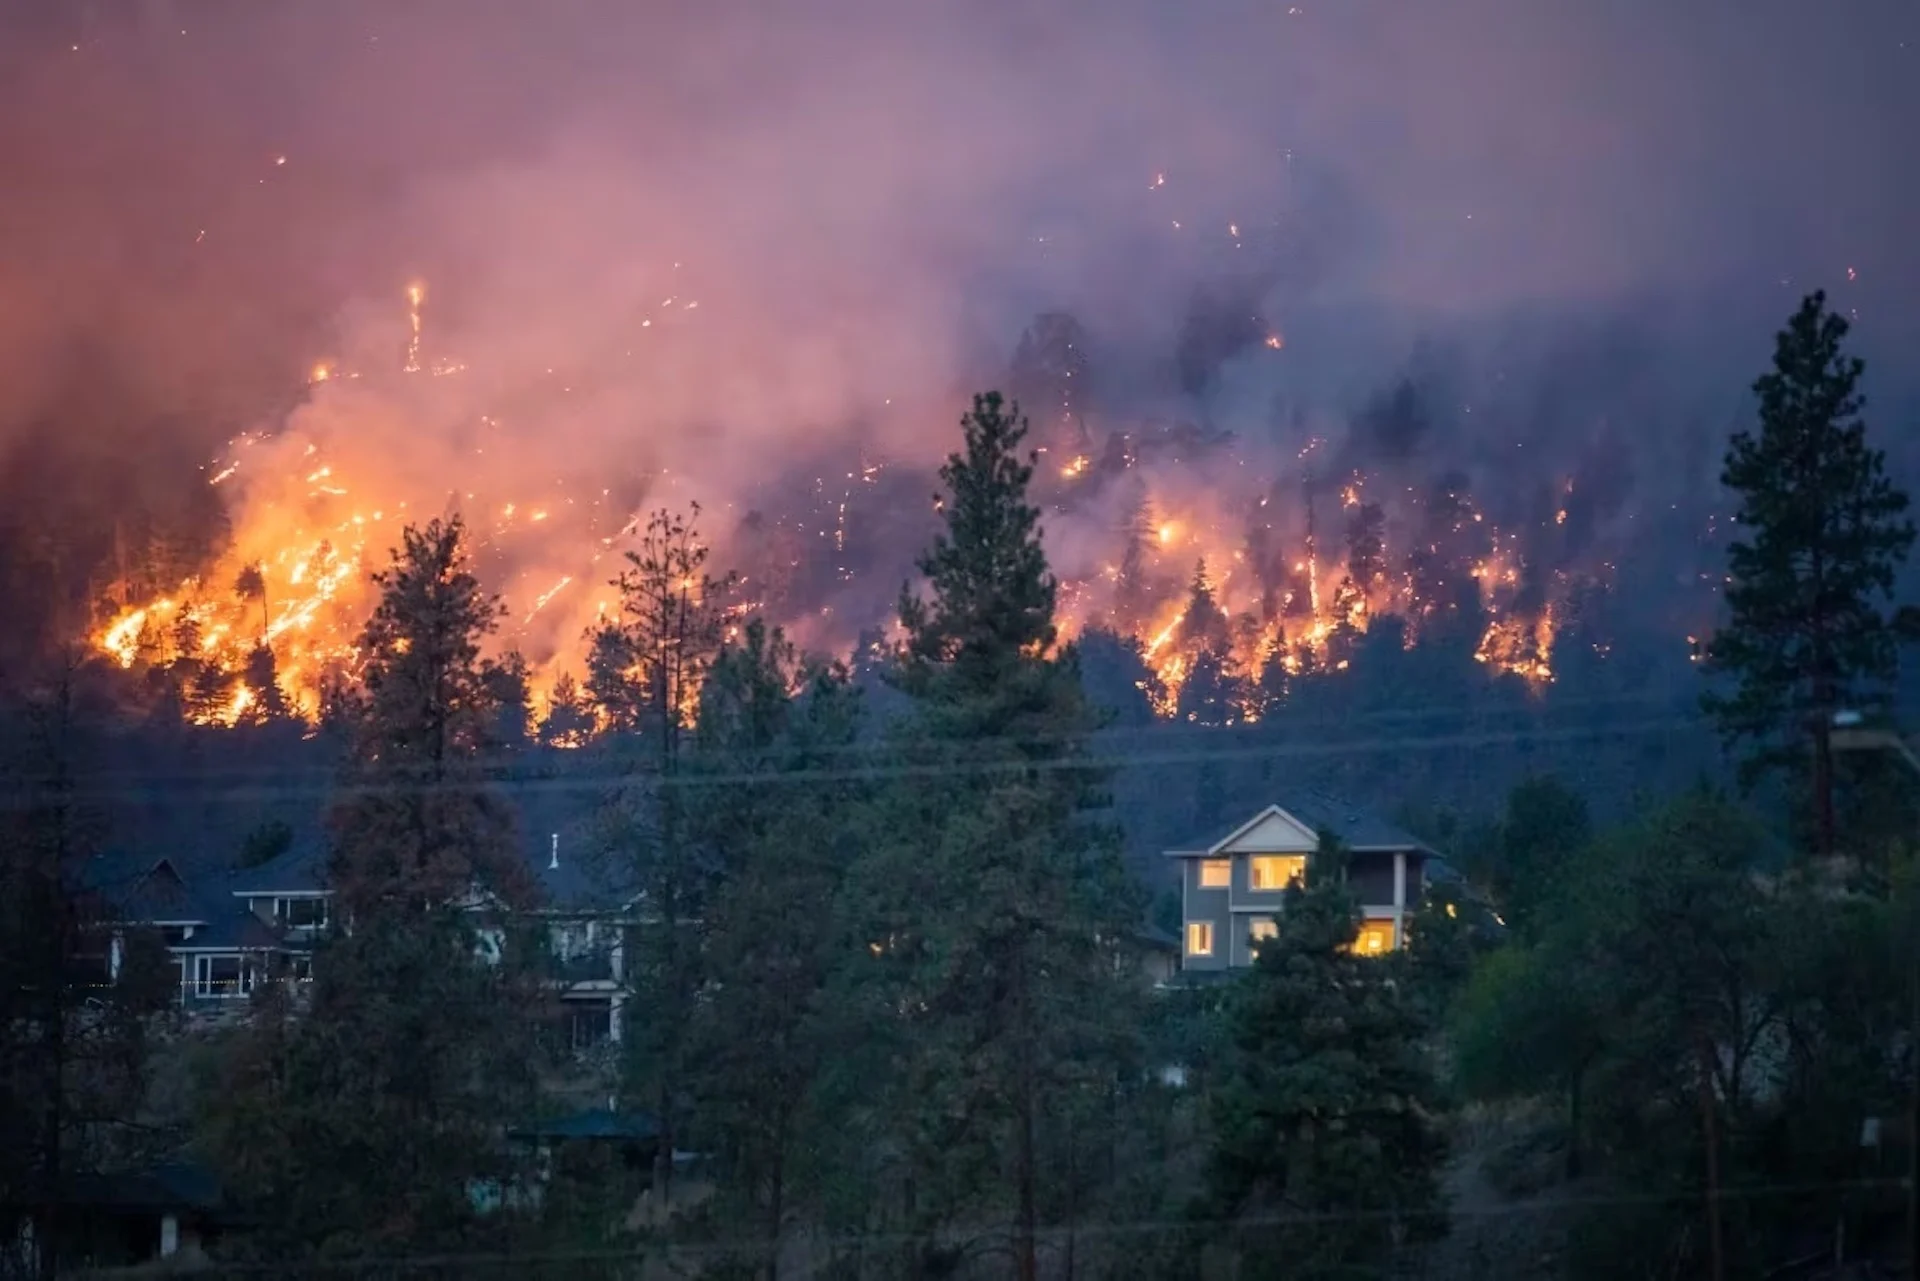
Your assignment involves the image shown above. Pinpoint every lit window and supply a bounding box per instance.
[1248,919,1278,945]
[1354,920,1396,955]
[1250,855,1306,891]
[1198,859,1230,888]
[1185,922,1214,957]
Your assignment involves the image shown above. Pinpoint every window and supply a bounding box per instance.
[1250,855,1307,891]
[1198,859,1231,888]
[1354,920,1396,955]
[278,897,328,930]
[1185,922,1214,957]
[193,954,250,999]
[1248,919,1278,946]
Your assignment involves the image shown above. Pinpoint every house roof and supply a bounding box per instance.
[55,1161,225,1214]
[225,833,328,895]
[510,1108,660,1142]
[1165,793,1433,858]
[77,853,210,924]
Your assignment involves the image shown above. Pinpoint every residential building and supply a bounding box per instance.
[1166,796,1432,972]
[79,825,635,1045]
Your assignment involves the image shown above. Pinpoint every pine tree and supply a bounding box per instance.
[1207,836,1448,1279]
[234,562,268,643]
[858,391,1145,1281]
[330,517,530,915]
[204,517,543,1257]
[1113,481,1158,634]
[535,671,596,748]
[1177,559,1231,654]
[683,620,865,1278]
[1334,499,1387,626]
[1010,311,1093,460]
[1,655,174,1281]
[593,504,738,1201]
[1702,291,1916,860]
[239,643,291,723]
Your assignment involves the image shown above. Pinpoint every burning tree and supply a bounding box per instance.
[1011,311,1094,464]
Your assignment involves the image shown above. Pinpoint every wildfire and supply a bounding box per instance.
[85,273,1572,736]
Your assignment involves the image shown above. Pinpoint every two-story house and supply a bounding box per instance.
[1167,795,1433,972]
[82,823,637,1045]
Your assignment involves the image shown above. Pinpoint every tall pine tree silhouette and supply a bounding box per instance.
[1702,291,1915,859]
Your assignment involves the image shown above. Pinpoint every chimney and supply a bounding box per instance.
[549,832,560,871]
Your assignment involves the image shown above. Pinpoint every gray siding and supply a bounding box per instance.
[1179,846,1426,972]
[1229,910,1282,968]
[1181,858,1231,972]
[1347,853,1395,907]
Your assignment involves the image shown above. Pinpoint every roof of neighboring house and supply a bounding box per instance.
[225,833,328,895]
[510,1108,660,1142]
[86,775,640,935]
[77,853,211,924]
[1134,923,1181,953]
[1165,793,1433,858]
[53,1161,226,1214]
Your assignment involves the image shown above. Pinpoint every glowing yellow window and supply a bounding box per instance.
[1248,919,1279,946]
[1198,859,1231,888]
[1250,855,1306,891]
[1354,920,1396,955]
[1185,922,1214,957]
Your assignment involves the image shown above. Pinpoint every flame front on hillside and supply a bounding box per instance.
[89,284,1574,729]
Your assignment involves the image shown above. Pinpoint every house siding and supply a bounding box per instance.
[1169,805,1433,974]
[1182,858,1231,973]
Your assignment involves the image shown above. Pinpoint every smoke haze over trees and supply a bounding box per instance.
[2,0,1918,692]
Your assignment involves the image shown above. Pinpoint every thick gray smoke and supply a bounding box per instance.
[2,0,1915,675]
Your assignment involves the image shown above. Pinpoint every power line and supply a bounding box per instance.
[111,1173,1912,1276]
[1,714,1711,808]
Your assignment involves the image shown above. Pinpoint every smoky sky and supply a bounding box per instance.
[3,0,1917,655]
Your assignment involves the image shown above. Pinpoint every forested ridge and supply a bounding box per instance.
[5,292,1920,1280]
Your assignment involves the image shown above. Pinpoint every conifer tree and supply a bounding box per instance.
[592,504,738,1201]
[1207,835,1448,1279]
[1177,559,1231,654]
[1702,291,1916,859]
[1,655,173,1281]
[1113,480,1158,634]
[205,517,542,1257]
[683,620,864,1278]
[855,391,1144,1281]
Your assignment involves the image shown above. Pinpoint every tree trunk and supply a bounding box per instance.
[1695,1034,1726,1281]
[766,1110,788,1281]
[1015,944,1039,1281]
[1813,714,1837,862]
[1906,949,1918,1280]
[1566,1067,1584,1180]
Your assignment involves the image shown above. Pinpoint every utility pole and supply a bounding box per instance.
[1830,712,1920,1277]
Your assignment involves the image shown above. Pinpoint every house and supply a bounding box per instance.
[80,823,636,1044]
[1166,795,1433,972]
[77,849,312,1009]
[3,1160,236,1274]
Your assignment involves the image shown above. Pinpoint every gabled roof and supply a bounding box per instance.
[225,834,328,896]
[77,852,210,925]
[1165,793,1433,857]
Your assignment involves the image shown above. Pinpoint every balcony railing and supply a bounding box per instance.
[550,951,619,986]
